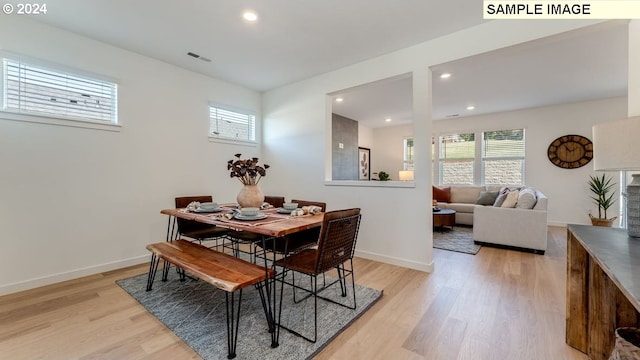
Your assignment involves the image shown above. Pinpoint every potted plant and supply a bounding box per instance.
[588,173,617,227]
[375,171,390,181]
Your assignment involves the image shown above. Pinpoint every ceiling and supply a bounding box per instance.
[333,21,629,126]
[30,3,628,126]
[32,0,484,91]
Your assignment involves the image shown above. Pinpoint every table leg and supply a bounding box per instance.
[258,235,279,347]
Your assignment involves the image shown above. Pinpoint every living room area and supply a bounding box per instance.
[329,21,629,258]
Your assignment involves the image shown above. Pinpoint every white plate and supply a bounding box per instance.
[234,213,267,221]
[192,207,222,213]
[277,208,296,214]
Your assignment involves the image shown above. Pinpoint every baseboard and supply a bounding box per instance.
[473,240,545,255]
[548,221,569,227]
[0,255,149,296]
[354,250,434,272]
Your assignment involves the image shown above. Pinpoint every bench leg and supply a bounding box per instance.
[146,254,161,291]
[161,260,170,281]
[254,280,277,339]
[225,289,243,359]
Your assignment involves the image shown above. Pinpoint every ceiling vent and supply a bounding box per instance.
[187,52,212,62]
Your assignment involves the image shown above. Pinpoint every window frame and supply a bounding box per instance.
[481,129,526,186]
[0,52,120,131]
[435,128,526,186]
[208,103,257,146]
[403,137,414,170]
[438,132,476,185]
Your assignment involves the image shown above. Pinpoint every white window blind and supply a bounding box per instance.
[209,105,255,142]
[2,59,118,123]
[439,133,475,185]
[482,129,525,185]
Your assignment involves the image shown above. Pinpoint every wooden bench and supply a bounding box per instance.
[145,239,276,359]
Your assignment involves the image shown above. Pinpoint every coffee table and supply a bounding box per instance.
[433,208,456,231]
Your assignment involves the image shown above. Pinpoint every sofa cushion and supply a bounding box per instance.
[433,186,451,202]
[516,187,538,209]
[501,190,520,208]
[476,191,499,205]
[450,186,484,204]
[445,202,476,214]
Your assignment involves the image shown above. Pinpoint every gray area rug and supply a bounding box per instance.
[433,226,481,255]
[117,269,382,360]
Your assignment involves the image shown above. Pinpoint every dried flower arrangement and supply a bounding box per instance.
[227,153,270,185]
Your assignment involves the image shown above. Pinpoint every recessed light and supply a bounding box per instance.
[243,10,258,22]
[440,73,452,79]
[385,118,392,122]
[467,106,475,110]
[335,98,344,103]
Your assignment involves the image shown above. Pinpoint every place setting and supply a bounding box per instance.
[232,207,268,221]
[275,202,323,217]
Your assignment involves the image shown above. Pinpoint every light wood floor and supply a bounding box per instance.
[0,227,588,360]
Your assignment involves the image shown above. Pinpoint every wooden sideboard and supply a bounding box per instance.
[566,225,640,360]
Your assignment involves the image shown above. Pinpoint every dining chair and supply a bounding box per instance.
[174,196,229,249]
[274,208,361,343]
[223,195,285,260]
[255,199,327,258]
[264,195,285,208]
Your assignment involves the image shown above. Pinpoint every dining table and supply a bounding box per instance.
[160,204,324,348]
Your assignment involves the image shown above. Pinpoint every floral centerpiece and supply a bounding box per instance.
[227,153,269,184]
[228,154,269,207]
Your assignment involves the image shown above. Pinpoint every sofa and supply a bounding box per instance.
[433,185,487,225]
[433,185,548,254]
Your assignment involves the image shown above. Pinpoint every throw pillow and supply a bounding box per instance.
[493,192,508,207]
[476,191,499,206]
[433,186,451,203]
[516,187,538,209]
[501,190,520,208]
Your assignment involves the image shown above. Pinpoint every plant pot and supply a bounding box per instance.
[589,213,617,227]
[237,184,264,208]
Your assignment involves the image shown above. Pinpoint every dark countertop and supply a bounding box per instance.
[568,224,640,313]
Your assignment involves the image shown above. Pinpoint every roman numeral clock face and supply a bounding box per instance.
[547,135,593,169]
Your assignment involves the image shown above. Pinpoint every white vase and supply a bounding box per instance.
[237,184,264,208]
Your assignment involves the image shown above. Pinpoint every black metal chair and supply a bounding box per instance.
[275,208,361,343]
[255,200,327,258]
[174,196,229,249]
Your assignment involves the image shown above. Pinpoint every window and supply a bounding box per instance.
[209,105,256,142]
[403,137,414,170]
[2,58,117,124]
[435,129,526,186]
[439,133,475,185]
[482,129,525,185]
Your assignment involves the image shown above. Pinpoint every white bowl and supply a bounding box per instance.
[240,207,260,216]
[283,202,298,210]
[200,202,218,209]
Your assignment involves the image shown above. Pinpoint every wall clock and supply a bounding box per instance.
[547,134,593,169]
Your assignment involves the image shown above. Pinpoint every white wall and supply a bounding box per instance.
[432,97,627,226]
[630,20,640,117]
[372,124,413,180]
[261,20,606,272]
[0,17,261,294]
[358,123,374,149]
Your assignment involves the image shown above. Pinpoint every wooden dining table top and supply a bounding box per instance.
[161,205,323,237]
